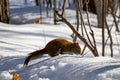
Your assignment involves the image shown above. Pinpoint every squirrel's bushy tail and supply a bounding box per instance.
[24,49,45,66]
[24,55,32,66]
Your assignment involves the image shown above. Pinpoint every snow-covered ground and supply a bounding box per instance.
[0,0,120,80]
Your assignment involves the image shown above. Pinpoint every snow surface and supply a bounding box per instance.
[0,0,120,80]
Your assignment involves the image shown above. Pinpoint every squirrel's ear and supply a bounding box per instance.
[76,42,79,44]
[74,42,79,44]
[72,42,79,46]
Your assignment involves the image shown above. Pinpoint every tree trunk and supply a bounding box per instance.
[53,0,57,24]
[24,0,28,5]
[0,0,10,24]
[102,0,106,56]
[35,0,40,6]
[46,0,49,17]
[94,0,103,28]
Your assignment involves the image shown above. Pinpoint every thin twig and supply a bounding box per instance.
[78,0,94,47]
[85,0,98,55]
[105,19,113,57]
[81,44,87,55]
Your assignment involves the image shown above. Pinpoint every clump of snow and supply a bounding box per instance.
[0,71,12,80]
[58,61,68,67]
[50,65,56,71]
[39,78,50,80]
[16,64,24,69]
[29,74,39,80]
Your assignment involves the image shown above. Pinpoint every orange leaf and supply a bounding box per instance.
[33,19,42,24]
[12,72,20,80]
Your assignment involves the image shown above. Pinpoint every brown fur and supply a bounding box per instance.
[24,38,81,66]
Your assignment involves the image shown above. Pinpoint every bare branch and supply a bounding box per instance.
[85,0,98,55]
[61,0,66,16]
[55,10,99,57]
[105,19,113,57]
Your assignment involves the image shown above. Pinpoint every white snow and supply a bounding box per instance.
[0,0,120,80]
[0,71,12,80]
